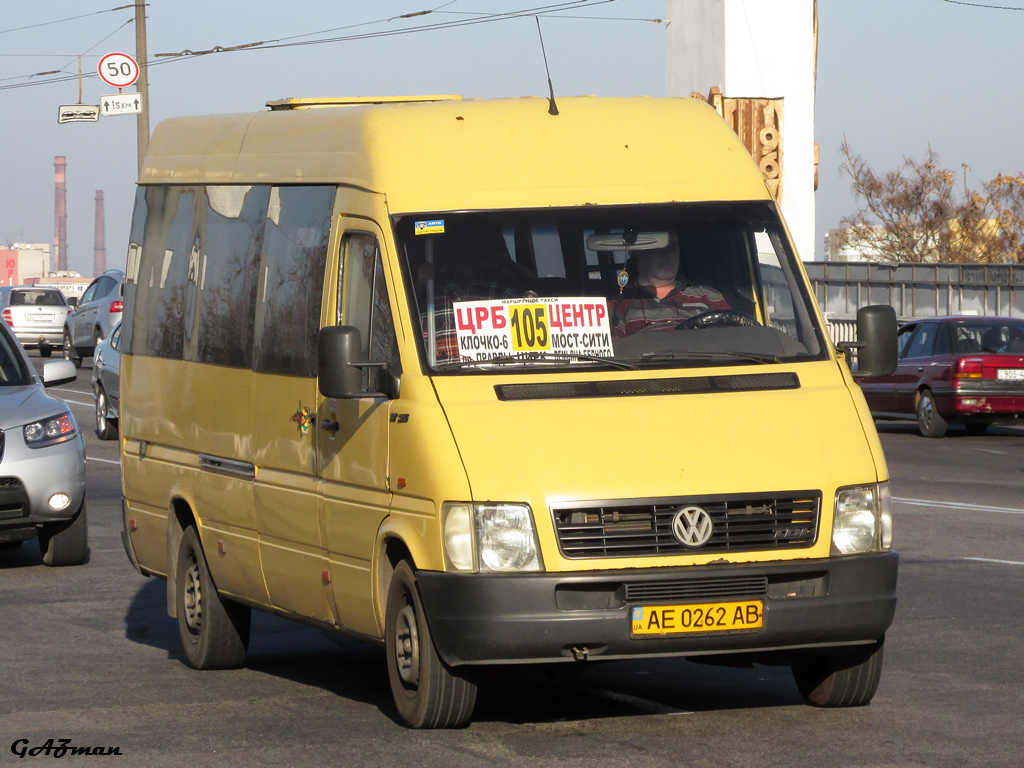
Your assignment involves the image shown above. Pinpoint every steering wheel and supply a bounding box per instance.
[679,310,759,330]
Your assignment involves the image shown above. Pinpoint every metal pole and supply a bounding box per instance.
[135,1,150,179]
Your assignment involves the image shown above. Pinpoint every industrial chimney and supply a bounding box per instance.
[94,190,106,275]
[54,156,67,272]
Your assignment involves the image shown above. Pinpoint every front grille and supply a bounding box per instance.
[624,575,769,602]
[0,476,29,521]
[552,491,820,559]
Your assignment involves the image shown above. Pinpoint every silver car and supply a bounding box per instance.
[63,269,124,368]
[0,286,73,358]
[92,322,121,440]
[0,320,88,566]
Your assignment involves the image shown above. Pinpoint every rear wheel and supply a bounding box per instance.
[175,526,250,669]
[792,637,885,707]
[385,560,477,728]
[95,386,118,440]
[63,330,81,369]
[39,500,88,566]
[39,347,52,358]
[916,389,947,438]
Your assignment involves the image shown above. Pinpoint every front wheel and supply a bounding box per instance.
[63,330,81,369]
[175,526,250,669]
[39,500,88,566]
[95,386,118,440]
[792,636,885,707]
[385,560,477,728]
[916,389,947,438]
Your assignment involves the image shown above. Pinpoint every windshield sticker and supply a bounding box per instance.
[452,297,613,361]
[414,219,445,235]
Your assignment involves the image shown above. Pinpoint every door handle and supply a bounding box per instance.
[319,419,339,433]
[917,367,924,372]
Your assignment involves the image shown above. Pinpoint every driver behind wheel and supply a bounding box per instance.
[609,230,731,337]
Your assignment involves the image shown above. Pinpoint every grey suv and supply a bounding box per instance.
[0,319,88,565]
[63,269,124,368]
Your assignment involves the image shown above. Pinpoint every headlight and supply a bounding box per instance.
[24,412,77,448]
[442,502,544,573]
[831,482,893,555]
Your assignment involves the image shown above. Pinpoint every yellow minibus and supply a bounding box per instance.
[120,95,898,728]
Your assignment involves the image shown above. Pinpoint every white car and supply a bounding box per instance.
[0,286,73,358]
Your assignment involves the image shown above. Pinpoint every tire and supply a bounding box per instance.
[39,500,89,567]
[792,636,885,708]
[964,421,990,436]
[916,389,947,438]
[175,526,250,669]
[95,386,118,440]
[63,329,82,369]
[40,347,52,359]
[385,560,477,728]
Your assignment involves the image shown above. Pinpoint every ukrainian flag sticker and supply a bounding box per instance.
[415,219,445,235]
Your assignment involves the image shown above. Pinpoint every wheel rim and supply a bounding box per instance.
[919,395,935,431]
[183,557,202,634]
[394,603,420,686]
[63,333,72,357]
[96,392,107,433]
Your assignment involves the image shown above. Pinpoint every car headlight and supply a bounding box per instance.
[24,412,77,448]
[442,502,544,573]
[831,482,893,555]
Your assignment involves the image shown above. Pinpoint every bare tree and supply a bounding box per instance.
[837,139,1024,264]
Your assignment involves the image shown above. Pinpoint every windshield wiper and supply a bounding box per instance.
[435,352,637,371]
[636,350,781,365]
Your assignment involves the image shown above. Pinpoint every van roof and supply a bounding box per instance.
[141,96,772,213]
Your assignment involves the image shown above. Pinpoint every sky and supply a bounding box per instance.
[2,0,1023,276]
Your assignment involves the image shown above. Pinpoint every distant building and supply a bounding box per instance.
[26,272,91,303]
[0,243,51,286]
[824,227,890,262]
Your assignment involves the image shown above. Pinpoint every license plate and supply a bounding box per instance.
[29,314,54,322]
[997,369,1024,381]
[630,600,763,636]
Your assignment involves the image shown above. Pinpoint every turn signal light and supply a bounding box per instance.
[954,358,984,379]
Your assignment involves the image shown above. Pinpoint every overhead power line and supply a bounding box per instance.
[0,4,135,36]
[941,0,1024,9]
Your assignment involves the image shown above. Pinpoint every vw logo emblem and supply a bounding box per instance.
[672,506,714,548]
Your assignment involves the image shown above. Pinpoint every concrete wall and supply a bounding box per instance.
[665,0,816,262]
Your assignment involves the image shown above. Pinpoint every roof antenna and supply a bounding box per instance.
[535,17,559,116]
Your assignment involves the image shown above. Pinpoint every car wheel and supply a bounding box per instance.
[63,330,82,369]
[175,526,250,669]
[95,386,118,440]
[792,636,885,708]
[38,500,88,567]
[385,560,477,728]
[40,347,52,358]
[964,422,990,435]
[916,389,947,438]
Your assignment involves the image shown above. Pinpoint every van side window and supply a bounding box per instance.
[253,186,334,378]
[193,185,270,368]
[339,231,397,391]
[131,187,195,359]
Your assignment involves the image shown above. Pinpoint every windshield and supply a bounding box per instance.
[0,326,31,386]
[394,202,826,373]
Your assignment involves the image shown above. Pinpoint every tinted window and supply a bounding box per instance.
[932,323,952,356]
[253,186,333,377]
[11,290,65,307]
[339,232,397,390]
[896,324,917,358]
[904,323,936,359]
[131,187,194,359]
[0,325,29,386]
[80,280,101,305]
[192,186,269,368]
[120,186,147,354]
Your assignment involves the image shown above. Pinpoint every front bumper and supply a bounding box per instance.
[416,552,898,666]
[0,428,86,535]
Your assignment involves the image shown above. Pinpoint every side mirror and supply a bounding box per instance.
[318,326,365,399]
[66,297,79,308]
[840,305,898,378]
[42,359,77,388]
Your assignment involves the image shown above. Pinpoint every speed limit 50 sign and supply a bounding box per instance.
[98,52,139,88]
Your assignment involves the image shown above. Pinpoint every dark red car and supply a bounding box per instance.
[859,315,1024,437]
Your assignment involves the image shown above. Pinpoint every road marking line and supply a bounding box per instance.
[88,457,120,465]
[59,397,93,407]
[893,497,1024,516]
[964,557,1024,566]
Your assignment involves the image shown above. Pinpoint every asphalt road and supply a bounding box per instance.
[3,357,1023,767]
